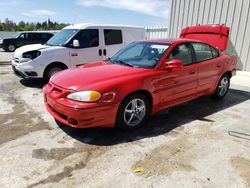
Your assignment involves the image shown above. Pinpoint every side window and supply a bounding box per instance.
[168,43,193,65]
[104,29,122,45]
[74,29,99,48]
[192,43,213,62]
[26,33,35,39]
[40,33,50,39]
[211,46,219,58]
[19,34,25,39]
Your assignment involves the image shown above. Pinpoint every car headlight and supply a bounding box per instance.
[67,91,101,102]
[22,50,41,60]
[0,39,3,44]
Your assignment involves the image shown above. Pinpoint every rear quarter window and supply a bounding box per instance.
[104,29,122,45]
[211,46,219,58]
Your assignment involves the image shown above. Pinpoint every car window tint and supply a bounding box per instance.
[192,43,213,62]
[26,33,35,39]
[168,44,193,65]
[74,29,99,48]
[104,29,122,45]
[211,46,219,58]
[40,33,50,39]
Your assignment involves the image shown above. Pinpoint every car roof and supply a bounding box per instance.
[64,23,144,29]
[17,31,58,34]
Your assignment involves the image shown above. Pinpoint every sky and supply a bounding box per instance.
[0,0,170,26]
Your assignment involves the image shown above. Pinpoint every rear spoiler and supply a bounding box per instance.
[179,24,230,51]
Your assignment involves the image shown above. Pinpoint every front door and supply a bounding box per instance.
[69,29,104,67]
[158,43,198,109]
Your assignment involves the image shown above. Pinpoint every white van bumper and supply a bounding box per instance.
[11,58,45,79]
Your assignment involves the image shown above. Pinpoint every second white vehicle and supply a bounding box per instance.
[11,23,145,81]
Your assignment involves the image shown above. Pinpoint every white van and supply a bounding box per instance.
[11,23,145,81]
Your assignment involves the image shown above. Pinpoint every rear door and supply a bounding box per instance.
[101,28,124,59]
[191,42,223,95]
[180,25,230,51]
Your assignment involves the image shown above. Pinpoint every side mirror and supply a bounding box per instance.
[73,39,80,48]
[161,59,183,71]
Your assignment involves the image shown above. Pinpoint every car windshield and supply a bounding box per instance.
[12,32,21,38]
[110,42,170,68]
[46,29,79,46]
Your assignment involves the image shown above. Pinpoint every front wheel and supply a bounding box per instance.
[6,43,16,52]
[44,65,66,83]
[212,74,230,99]
[116,93,150,131]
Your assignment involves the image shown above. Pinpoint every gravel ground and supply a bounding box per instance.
[0,65,250,188]
[0,49,13,63]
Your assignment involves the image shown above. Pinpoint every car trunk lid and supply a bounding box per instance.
[179,24,230,51]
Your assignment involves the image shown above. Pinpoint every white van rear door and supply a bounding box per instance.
[69,28,104,66]
[100,28,124,59]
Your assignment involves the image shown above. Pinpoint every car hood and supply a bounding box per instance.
[14,44,50,58]
[51,61,149,91]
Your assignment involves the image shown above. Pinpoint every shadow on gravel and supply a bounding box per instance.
[57,88,250,146]
[19,78,46,89]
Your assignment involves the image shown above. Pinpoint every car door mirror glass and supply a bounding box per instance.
[161,59,183,71]
[73,39,80,48]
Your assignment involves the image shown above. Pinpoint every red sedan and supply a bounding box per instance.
[43,25,237,130]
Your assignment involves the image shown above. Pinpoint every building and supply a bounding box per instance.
[168,0,250,71]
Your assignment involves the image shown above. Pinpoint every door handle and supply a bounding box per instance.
[189,70,196,74]
[99,49,102,56]
[216,64,222,68]
[103,49,107,56]
[71,53,78,57]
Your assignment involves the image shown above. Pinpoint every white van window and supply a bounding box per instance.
[104,29,122,45]
[74,29,99,48]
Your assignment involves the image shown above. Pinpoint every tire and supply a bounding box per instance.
[212,73,230,99]
[6,43,16,52]
[116,93,150,131]
[44,64,66,83]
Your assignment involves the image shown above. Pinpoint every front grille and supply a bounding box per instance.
[47,82,70,98]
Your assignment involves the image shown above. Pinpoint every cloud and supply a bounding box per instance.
[22,9,57,17]
[76,0,169,18]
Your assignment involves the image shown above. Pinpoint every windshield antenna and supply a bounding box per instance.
[73,14,79,26]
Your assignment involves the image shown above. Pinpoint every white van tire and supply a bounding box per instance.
[44,64,67,83]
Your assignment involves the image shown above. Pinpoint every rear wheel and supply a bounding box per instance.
[212,74,230,99]
[116,93,150,130]
[6,43,16,52]
[44,64,67,83]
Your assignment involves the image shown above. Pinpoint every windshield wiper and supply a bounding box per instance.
[110,59,134,67]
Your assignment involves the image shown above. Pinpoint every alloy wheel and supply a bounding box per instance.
[123,98,146,126]
[218,77,229,96]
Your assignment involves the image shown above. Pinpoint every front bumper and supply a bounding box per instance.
[11,59,44,79]
[43,84,119,128]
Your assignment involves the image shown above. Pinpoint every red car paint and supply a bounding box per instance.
[43,25,237,128]
[180,24,230,51]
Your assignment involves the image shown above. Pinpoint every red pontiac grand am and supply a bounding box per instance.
[43,25,237,130]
